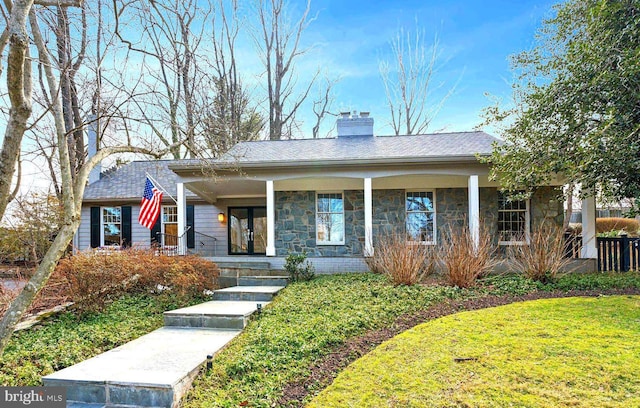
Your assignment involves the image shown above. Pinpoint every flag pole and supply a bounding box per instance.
[145,172,178,204]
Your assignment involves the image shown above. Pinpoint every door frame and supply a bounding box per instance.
[227,206,267,255]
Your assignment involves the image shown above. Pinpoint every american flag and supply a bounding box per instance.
[139,177,163,229]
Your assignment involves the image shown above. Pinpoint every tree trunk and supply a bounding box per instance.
[0,218,80,354]
[0,0,34,221]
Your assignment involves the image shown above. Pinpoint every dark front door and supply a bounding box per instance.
[228,207,267,255]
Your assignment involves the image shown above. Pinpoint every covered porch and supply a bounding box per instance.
[169,161,599,270]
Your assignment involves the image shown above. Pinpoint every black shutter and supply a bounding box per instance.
[151,217,161,246]
[186,205,195,249]
[90,207,101,248]
[121,206,132,247]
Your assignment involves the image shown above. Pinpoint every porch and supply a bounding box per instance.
[167,160,600,272]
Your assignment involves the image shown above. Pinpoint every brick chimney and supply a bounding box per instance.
[337,111,374,137]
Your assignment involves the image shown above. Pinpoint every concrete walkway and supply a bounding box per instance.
[43,271,287,408]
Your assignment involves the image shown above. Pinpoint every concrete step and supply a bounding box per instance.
[238,276,288,287]
[216,261,271,270]
[163,301,269,330]
[43,327,241,408]
[212,286,285,302]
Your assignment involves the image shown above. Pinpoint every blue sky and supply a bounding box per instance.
[282,0,557,136]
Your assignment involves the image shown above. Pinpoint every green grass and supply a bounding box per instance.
[3,271,640,405]
[0,294,200,386]
[308,295,640,408]
[182,272,640,407]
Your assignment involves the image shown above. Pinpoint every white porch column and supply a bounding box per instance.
[177,182,187,255]
[266,180,276,256]
[581,195,597,258]
[468,175,480,250]
[364,177,373,257]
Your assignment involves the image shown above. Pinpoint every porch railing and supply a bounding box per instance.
[564,233,640,272]
[191,231,217,257]
[154,226,191,256]
[154,228,217,257]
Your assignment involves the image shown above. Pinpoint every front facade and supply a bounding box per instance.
[78,113,573,273]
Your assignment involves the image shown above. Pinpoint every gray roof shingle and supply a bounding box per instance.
[83,160,198,201]
[217,131,501,165]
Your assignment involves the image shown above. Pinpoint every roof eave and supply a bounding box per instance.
[169,154,488,173]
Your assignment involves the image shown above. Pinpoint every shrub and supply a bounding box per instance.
[366,233,437,285]
[440,223,497,288]
[284,252,315,282]
[56,249,219,313]
[567,218,640,237]
[596,217,640,235]
[508,223,571,283]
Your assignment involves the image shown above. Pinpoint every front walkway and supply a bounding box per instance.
[43,274,287,407]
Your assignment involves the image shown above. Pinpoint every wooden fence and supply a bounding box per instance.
[597,236,640,272]
[564,234,640,272]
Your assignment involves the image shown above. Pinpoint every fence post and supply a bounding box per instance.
[620,234,631,272]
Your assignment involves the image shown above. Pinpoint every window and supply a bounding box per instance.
[162,206,178,246]
[102,207,121,246]
[406,191,435,243]
[498,192,529,244]
[316,193,344,245]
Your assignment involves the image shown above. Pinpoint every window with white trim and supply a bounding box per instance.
[102,206,121,246]
[406,191,436,243]
[498,192,529,244]
[162,206,178,246]
[316,193,345,245]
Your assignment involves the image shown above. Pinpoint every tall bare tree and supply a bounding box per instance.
[202,0,263,156]
[0,1,175,354]
[113,0,210,158]
[253,0,317,140]
[380,24,458,135]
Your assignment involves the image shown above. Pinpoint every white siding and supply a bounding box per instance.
[77,206,92,250]
[76,203,230,254]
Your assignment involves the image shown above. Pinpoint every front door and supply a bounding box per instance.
[228,207,267,255]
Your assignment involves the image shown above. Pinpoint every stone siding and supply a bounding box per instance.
[371,189,405,243]
[274,187,564,257]
[435,188,468,239]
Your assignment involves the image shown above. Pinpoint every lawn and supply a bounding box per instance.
[308,295,640,408]
[2,272,640,407]
[184,273,640,407]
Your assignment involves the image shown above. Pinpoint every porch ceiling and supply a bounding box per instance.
[185,178,265,203]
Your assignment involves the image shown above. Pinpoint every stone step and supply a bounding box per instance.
[163,300,269,330]
[43,327,241,408]
[212,285,285,302]
[238,276,288,287]
[219,267,285,277]
[216,261,271,270]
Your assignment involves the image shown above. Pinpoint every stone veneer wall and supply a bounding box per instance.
[274,187,564,256]
[371,189,405,244]
[274,190,365,256]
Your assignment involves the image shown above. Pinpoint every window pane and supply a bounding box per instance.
[103,223,121,246]
[406,212,433,242]
[316,193,345,244]
[163,206,178,223]
[102,207,121,246]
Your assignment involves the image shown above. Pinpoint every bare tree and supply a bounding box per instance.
[253,0,317,140]
[202,0,264,156]
[0,2,176,354]
[113,0,211,158]
[380,24,458,135]
[311,74,339,139]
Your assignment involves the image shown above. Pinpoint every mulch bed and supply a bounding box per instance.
[278,288,640,407]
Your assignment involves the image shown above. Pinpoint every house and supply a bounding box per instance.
[77,112,596,273]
